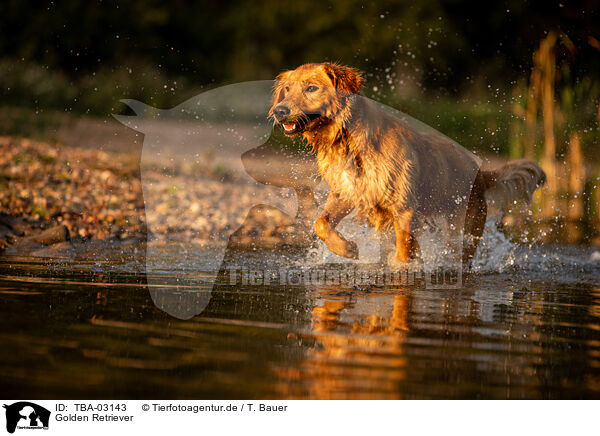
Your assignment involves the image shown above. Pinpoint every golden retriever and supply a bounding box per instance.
[269,62,546,269]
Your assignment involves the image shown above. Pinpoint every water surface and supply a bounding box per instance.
[1,240,599,399]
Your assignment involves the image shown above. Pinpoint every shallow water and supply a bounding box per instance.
[1,236,600,399]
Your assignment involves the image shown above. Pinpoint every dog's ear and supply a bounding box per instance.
[322,63,364,94]
[269,70,291,116]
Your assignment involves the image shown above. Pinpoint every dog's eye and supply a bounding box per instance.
[284,86,290,92]
[305,85,318,93]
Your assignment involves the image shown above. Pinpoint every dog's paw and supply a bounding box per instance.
[387,251,413,268]
[328,238,359,260]
[320,230,359,260]
[343,240,359,260]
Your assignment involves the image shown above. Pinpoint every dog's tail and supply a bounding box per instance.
[481,159,546,210]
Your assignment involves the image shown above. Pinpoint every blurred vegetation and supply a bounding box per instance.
[0,0,598,156]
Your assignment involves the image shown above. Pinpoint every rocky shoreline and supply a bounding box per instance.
[0,136,146,255]
[0,136,315,256]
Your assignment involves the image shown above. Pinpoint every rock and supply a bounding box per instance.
[5,239,45,256]
[0,215,27,236]
[29,225,71,245]
[0,224,16,241]
[30,241,76,258]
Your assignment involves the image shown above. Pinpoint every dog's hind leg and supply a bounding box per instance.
[393,209,417,263]
[314,193,358,259]
[462,176,487,270]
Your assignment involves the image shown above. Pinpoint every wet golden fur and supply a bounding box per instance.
[270,63,546,267]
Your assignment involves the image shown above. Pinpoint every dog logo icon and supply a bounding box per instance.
[3,402,50,434]
[114,81,300,319]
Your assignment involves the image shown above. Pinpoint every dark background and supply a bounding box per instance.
[2,1,599,104]
[0,0,599,156]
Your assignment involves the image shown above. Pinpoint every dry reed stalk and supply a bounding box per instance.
[538,32,559,220]
[566,132,585,221]
[566,132,585,241]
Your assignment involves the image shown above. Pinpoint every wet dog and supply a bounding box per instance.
[269,62,546,268]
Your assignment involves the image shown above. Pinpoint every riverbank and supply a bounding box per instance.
[0,136,313,255]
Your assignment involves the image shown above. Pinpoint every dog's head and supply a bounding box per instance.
[269,63,363,136]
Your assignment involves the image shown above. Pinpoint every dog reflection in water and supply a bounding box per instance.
[300,291,410,399]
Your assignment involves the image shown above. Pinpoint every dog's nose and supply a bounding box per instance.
[273,105,290,120]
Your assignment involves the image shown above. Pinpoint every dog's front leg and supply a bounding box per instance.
[393,209,416,263]
[314,194,358,259]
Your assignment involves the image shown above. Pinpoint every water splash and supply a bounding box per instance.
[471,215,517,273]
[295,212,600,286]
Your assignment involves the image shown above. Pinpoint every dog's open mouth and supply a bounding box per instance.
[279,119,304,136]
[282,122,298,134]
[279,114,322,136]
